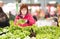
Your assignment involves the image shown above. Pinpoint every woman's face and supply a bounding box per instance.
[21,8,27,15]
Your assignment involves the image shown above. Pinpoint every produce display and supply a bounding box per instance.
[17,19,27,24]
[0,20,60,39]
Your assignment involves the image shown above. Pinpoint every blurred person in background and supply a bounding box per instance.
[45,4,50,18]
[0,7,10,28]
[35,9,45,20]
[14,4,36,27]
[50,5,56,17]
[45,3,58,26]
[0,1,10,28]
[57,4,60,16]
[45,4,57,18]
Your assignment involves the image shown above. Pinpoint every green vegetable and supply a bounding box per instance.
[0,20,59,39]
[17,19,26,24]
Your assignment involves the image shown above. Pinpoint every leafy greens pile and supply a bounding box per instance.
[0,21,60,39]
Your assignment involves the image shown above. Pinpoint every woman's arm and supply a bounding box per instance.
[28,14,36,25]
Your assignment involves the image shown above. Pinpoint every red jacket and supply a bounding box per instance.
[14,13,36,27]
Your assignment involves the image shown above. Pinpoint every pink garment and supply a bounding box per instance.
[14,13,36,27]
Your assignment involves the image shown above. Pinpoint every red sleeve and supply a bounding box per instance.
[28,14,36,25]
[14,15,20,25]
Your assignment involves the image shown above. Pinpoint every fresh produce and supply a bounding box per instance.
[17,19,27,24]
[0,20,59,39]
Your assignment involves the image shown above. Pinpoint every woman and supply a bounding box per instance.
[0,7,10,28]
[14,4,36,27]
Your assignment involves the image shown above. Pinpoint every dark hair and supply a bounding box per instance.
[20,4,28,15]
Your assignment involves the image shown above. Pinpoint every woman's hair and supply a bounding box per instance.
[19,4,28,15]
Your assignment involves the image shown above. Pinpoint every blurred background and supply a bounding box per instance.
[0,0,60,15]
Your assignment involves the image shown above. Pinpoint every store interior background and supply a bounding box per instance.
[0,0,60,16]
[1,0,60,9]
